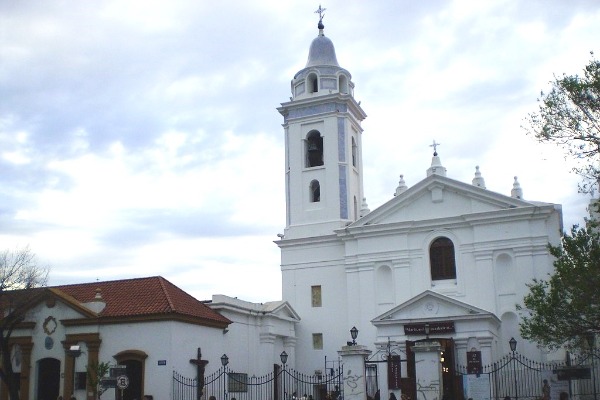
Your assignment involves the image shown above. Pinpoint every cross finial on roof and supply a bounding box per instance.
[315,4,326,24]
[430,140,441,156]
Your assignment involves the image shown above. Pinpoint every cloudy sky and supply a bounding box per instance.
[1,1,599,303]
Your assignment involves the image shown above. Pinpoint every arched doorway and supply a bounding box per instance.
[37,358,60,400]
[114,350,147,400]
[117,359,143,400]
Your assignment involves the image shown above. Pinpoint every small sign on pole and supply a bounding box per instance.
[117,375,129,389]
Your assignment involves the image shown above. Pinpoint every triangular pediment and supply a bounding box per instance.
[9,288,98,332]
[349,174,552,229]
[262,301,301,322]
[372,290,499,325]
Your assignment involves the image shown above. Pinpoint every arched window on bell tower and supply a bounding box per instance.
[310,180,321,202]
[306,131,324,167]
[339,74,348,94]
[307,73,318,93]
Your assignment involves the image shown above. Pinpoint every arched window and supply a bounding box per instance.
[429,237,456,280]
[306,131,324,167]
[308,73,318,93]
[351,137,357,167]
[339,74,348,94]
[310,180,320,202]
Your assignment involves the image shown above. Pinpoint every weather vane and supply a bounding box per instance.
[430,140,441,155]
[315,4,326,24]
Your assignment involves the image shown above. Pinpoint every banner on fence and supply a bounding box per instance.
[463,374,491,400]
[388,355,402,389]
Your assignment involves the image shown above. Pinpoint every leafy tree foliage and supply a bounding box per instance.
[87,361,112,399]
[524,53,600,194]
[0,246,49,400]
[518,221,600,349]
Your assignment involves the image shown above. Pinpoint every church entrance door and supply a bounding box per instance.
[403,338,459,400]
[37,358,60,400]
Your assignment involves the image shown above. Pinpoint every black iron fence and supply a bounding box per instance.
[456,350,600,400]
[174,365,344,400]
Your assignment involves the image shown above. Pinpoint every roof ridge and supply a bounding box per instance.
[157,276,176,312]
[53,275,162,289]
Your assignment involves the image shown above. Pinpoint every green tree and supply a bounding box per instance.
[0,246,49,400]
[518,221,600,349]
[87,361,112,399]
[524,53,600,194]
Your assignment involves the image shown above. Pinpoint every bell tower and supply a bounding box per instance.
[277,13,367,240]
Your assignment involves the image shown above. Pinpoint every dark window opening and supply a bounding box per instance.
[430,237,456,280]
[306,132,324,167]
[308,73,318,93]
[310,180,321,202]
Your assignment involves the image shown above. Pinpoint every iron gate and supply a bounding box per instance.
[174,365,344,400]
[455,350,600,400]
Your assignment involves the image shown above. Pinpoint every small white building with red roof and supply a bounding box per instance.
[5,276,298,400]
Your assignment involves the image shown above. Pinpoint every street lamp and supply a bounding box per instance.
[221,354,229,400]
[509,337,517,353]
[350,326,359,345]
[586,334,597,400]
[424,323,431,339]
[509,338,518,400]
[280,351,288,400]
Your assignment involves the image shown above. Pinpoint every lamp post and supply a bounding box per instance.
[509,338,518,400]
[424,323,431,340]
[586,334,597,400]
[221,354,229,400]
[350,326,359,345]
[280,351,288,400]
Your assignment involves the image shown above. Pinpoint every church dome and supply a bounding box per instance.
[289,20,355,101]
[305,32,339,68]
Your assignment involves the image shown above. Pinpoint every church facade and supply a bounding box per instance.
[1,16,566,400]
[276,17,563,397]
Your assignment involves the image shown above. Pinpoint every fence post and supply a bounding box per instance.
[338,344,372,400]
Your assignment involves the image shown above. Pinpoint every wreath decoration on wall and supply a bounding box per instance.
[43,315,57,335]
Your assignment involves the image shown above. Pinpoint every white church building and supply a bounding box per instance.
[275,14,563,398]
[2,15,566,400]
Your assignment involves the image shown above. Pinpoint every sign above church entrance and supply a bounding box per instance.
[404,321,455,335]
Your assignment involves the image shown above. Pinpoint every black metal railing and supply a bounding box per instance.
[456,350,600,400]
[173,365,344,400]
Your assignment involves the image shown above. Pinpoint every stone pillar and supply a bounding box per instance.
[18,340,33,400]
[63,342,77,398]
[2,338,33,400]
[411,340,443,400]
[338,345,372,400]
[86,336,102,400]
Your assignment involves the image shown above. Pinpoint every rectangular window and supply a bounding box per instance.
[75,372,87,390]
[228,373,248,393]
[311,285,322,307]
[313,333,323,350]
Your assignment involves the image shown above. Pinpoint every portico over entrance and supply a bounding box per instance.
[370,291,501,400]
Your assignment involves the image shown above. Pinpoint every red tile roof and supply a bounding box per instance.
[53,276,230,327]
